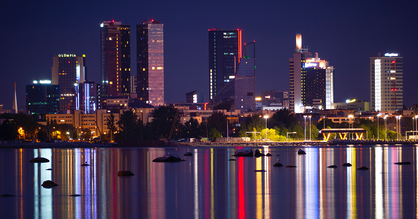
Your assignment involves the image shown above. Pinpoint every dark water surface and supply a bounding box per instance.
[0,145,417,218]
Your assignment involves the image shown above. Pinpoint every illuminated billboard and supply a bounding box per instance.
[304,62,318,68]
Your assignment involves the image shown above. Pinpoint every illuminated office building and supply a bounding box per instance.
[370,53,403,111]
[208,28,242,100]
[52,54,86,111]
[289,34,333,113]
[79,81,97,114]
[137,20,164,106]
[100,20,131,98]
[26,80,60,115]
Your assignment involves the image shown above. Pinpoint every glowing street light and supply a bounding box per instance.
[348,115,354,140]
[264,115,269,141]
[309,115,312,141]
[415,115,418,132]
[377,113,381,140]
[396,115,402,140]
[303,115,307,141]
[384,115,388,141]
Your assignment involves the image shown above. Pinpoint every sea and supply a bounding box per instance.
[0,144,416,218]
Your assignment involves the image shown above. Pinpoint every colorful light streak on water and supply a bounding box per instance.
[0,146,417,218]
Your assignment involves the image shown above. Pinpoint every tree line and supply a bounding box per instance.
[0,107,410,142]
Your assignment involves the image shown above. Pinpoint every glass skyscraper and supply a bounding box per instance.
[208,28,242,100]
[136,20,164,106]
[289,34,333,113]
[51,54,86,111]
[26,80,60,115]
[100,20,131,98]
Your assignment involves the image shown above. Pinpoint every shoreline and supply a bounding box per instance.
[0,139,417,148]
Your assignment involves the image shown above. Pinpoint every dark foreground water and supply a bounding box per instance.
[0,145,417,218]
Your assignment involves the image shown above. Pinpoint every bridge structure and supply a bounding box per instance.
[320,128,366,141]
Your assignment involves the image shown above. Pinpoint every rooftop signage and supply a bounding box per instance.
[384,53,399,57]
[304,62,318,68]
[58,54,77,57]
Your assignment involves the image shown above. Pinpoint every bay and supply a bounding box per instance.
[0,145,416,218]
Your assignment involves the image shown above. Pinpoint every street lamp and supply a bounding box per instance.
[396,116,399,140]
[415,115,418,132]
[348,115,354,140]
[377,114,380,140]
[303,115,307,141]
[398,115,402,140]
[264,115,269,141]
[309,115,312,141]
[227,119,229,142]
[384,115,388,141]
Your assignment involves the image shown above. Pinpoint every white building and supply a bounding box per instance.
[370,53,403,112]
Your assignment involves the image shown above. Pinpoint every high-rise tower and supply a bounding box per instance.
[100,20,131,98]
[52,54,86,111]
[137,20,164,106]
[289,34,333,113]
[208,28,242,100]
[370,53,403,112]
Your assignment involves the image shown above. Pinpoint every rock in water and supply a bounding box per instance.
[42,180,58,188]
[342,163,352,166]
[184,152,193,156]
[0,194,15,197]
[394,161,411,165]
[327,165,337,168]
[30,157,50,163]
[266,153,272,156]
[152,154,184,162]
[254,170,266,172]
[297,149,306,155]
[357,166,369,170]
[273,162,283,167]
[286,165,297,168]
[233,148,253,157]
[118,171,134,176]
[228,158,236,161]
[254,149,262,157]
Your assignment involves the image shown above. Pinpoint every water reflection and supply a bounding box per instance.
[0,146,417,218]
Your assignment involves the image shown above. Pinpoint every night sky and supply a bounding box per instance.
[1,0,418,110]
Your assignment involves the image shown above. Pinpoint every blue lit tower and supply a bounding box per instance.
[208,28,242,100]
[26,80,60,115]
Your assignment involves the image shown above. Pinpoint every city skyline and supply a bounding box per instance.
[1,0,418,110]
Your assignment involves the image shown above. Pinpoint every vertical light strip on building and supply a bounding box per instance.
[375,59,382,111]
[238,29,242,63]
[76,65,80,110]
